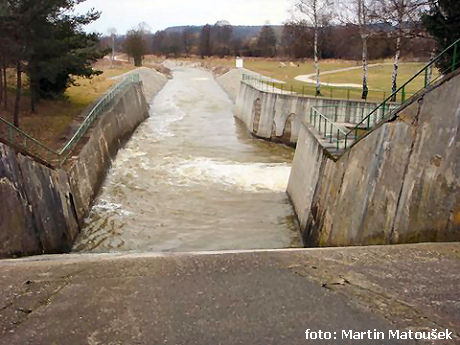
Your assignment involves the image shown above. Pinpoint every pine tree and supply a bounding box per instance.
[0,0,105,124]
[422,0,460,72]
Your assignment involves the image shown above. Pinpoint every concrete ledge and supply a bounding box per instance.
[0,243,458,344]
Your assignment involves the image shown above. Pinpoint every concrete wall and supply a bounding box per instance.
[68,83,149,223]
[0,78,165,258]
[215,68,257,103]
[0,143,79,257]
[287,72,460,246]
[235,82,382,146]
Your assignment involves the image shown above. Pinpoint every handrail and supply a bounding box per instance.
[0,116,60,155]
[0,73,140,168]
[343,38,460,149]
[0,116,61,164]
[314,103,400,126]
[310,106,348,152]
[58,73,139,166]
[242,73,407,101]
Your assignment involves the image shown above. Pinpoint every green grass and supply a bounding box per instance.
[323,63,439,93]
[243,58,437,102]
[244,59,359,81]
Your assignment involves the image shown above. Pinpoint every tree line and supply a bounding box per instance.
[0,0,105,127]
[120,0,457,100]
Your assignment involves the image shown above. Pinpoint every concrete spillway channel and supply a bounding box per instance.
[1,67,459,345]
[73,67,302,253]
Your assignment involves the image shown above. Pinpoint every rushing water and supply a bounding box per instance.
[73,67,301,253]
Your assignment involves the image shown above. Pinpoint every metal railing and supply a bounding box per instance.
[241,73,414,102]
[343,38,460,149]
[313,103,400,126]
[0,73,140,168]
[310,107,349,152]
[0,116,60,164]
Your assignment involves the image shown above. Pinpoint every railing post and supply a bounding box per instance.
[401,86,406,103]
[318,112,322,132]
[452,42,458,73]
[344,133,348,150]
[382,101,386,121]
[334,106,338,122]
[329,123,333,143]
[424,68,429,87]
[337,129,340,151]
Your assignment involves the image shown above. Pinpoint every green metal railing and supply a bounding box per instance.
[310,107,349,152]
[0,73,140,168]
[313,103,400,126]
[0,116,61,165]
[241,73,412,102]
[343,38,460,150]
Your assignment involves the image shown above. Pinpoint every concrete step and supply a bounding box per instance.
[0,243,459,344]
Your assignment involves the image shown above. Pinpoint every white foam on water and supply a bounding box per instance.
[172,157,291,192]
[88,200,133,219]
[147,94,186,139]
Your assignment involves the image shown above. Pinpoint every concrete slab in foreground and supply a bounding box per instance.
[0,243,459,345]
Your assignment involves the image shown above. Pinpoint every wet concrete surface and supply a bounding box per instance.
[0,242,458,344]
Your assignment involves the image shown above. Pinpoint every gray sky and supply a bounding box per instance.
[75,0,292,34]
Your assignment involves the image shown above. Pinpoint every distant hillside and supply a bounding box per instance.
[164,25,284,41]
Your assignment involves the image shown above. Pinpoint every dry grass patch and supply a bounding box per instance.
[0,60,136,149]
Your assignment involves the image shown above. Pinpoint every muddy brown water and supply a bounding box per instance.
[73,67,301,253]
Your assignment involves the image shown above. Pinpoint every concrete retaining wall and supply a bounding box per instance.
[235,82,381,146]
[0,77,165,258]
[68,83,149,223]
[0,144,79,257]
[287,72,460,246]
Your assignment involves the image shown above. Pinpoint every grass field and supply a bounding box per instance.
[0,60,135,149]
[241,58,437,102]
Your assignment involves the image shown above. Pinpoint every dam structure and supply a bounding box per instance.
[0,49,459,343]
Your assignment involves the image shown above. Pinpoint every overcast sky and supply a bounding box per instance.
[75,0,292,34]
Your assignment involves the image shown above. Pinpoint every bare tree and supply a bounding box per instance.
[257,24,278,57]
[338,0,378,99]
[182,28,194,57]
[124,23,150,66]
[108,27,117,68]
[295,0,332,96]
[375,0,430,100]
